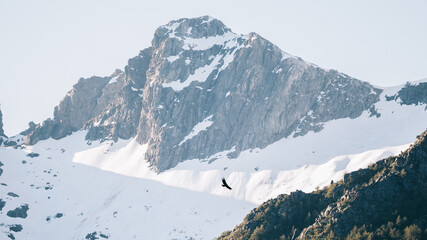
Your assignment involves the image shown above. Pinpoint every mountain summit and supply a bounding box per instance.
[24,16,381,172]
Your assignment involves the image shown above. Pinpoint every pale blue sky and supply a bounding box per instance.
[1,0,426,136]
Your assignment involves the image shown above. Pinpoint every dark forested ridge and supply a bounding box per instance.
[218,130,427,240]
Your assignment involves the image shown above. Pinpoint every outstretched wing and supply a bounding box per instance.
[222,178,232,190]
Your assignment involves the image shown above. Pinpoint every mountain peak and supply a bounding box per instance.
[21,16,384,172]
[152,16,235,50]
[157,16,231,40]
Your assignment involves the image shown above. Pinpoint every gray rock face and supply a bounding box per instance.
[19,121,36,136]
[0,198,5,211]
[85,48,152,142]
[9,225,23,233]
[0,108,7,146]
[6,204,29,219]
[136,16,381,171]
[24,16,382,172]
[25,74,112,145]
[25,47,152,145]
[386,82,427,106]
[0,108,6,138]
[217,130,427,240]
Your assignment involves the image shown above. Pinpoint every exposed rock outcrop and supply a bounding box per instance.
[218,130,427,239]
[6,204,29,219]
[386,81,427,106]
[0,108,8,145]
[0,108,5,138]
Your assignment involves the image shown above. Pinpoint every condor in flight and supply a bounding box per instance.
[222,178,232,190]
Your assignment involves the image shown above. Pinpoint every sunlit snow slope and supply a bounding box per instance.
[73,84,427,204]
[0,83,426,239]
[0,132,254,240]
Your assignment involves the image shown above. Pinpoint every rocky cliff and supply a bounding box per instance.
[24,47,151,145]
[0,108,5,138]
[23,16,382,172]
[386,81,427,107]
[0,108,6,145]
[218,130,427,240]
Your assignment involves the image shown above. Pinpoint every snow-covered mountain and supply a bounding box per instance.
[0,16,426,239]
[22,16,382,172]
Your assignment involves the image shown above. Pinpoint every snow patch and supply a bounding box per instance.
[162,54,222,91]
[108,75,120,84]
[181,31,238,51]
[162,20,184,36]
[179,115,214,146]
[281,51,293,61]
[217,46,239,73]
[166,55,180,63]
[0,132,253,239]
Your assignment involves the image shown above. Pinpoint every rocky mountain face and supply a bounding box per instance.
[24,47,151,145]
[23,16,382,172]
[386,81,427,107]
[0,108,5,138]
[218,130,427,240]
[0,108,6,146]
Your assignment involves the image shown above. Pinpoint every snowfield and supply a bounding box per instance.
[0,84,426,239]
[0,132,254,240]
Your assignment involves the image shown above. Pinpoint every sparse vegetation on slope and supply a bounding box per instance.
[218,130,427,240]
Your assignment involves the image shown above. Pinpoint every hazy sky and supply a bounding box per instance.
[1,0,426,136]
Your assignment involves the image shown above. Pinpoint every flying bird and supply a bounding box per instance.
[222,178,232,190]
